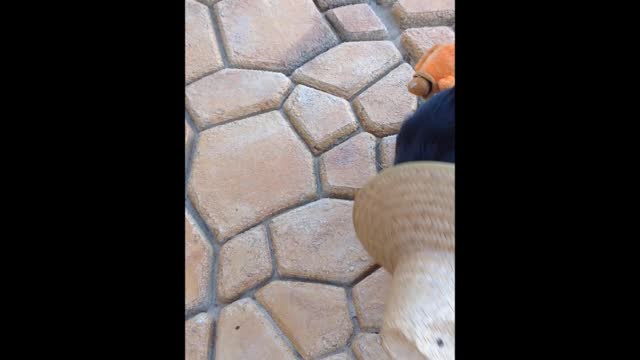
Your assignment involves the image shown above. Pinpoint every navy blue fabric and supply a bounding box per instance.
[394,88,455,164]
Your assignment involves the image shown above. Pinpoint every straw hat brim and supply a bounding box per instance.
[352,161,455,273]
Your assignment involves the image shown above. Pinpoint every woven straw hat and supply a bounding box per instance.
[353,162,454,360]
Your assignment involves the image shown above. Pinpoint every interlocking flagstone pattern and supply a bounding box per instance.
[185,0,455,358]
[185,0,224,84]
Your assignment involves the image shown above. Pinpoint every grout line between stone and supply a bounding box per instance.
[344,286,362,357]
[374,136,383,172]
[185,198,220,313]
[185,112,199,186]
[330,127,364,150]
[314,157,325,198]
[325,192,355,201]
[275,275,353,289]
[197,107,280,133]
[208,304,221,360]
[349,101,366,133]
[216,195,318,246]
[277,107,325,198]
[253,300,305,360]
[264,220,279,279]
[350,264,381,288]
[285,78,363,157]
[182,2,231,88]
[186,195,221,359]
[277,109,312,158]
[185,67,224,88]
[288,44,342,80]
[207,3,231,69]
[185,192,208,238]
[346,59,403,103]
[185,108,198,133]
[216,223,278,306]
[368,0,402,38]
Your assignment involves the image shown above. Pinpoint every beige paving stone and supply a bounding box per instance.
[351,333,392,360]
[185,69,291,130]
[185,0,224,84]
[316,0,367,11]
[218,225,273,303]
[185,313,215,360]
[185,211,213,313]
[214,0,339,73]
[392,0,455,29]
[256,281,353,360]
[283,85,359,155]
[319,132,377,198]
[352,268,392,331]
[188,111,316,242]
[292,41,402,99]
[379,135,397,169]
[326,4,389,41]
[216,298,297,360]
[270,199,375,284]
[400,26,455,63]
[353,63,416,137]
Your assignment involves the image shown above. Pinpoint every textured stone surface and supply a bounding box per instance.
[214,0,339,73]
[319,132,377,198]
[322,353,354,360]
[316,0,367,11]
[185,69,291,130]
[352,268,392,331]
[283,85,358,155]
[351,333,392,360]
[185,211,213,313]
[218,225,273,303]
[400,26,455,63]
[353,63,416,137]
[292,41,402,98]
[188,111,316,241]
[392,0,455,29]
[186,313,215,360]
[326,4,388,41]
[216,298,297,360]
[256,281,353,360]
[270,199,374,283]
[197,0,220,6]
[185,0,224,84]
[379,135,397,169]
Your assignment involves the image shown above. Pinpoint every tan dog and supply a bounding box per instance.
[407,44,455,99]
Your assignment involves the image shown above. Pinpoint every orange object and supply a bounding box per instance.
[407,44,455,99]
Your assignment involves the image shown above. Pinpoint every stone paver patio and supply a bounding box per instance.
[185,1,454,359]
